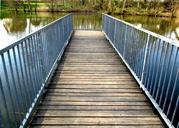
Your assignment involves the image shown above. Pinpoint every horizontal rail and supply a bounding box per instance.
[103,14,179,47]
[102,13,179,128]
[0,14,73,128]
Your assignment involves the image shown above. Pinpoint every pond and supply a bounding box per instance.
[0,12,179,50]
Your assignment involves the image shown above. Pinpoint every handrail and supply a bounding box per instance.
[0,14,73,128]
[102,13,178,128]
[103,13,179,47]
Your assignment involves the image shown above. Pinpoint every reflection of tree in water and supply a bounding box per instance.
[73,13,102,30]
[3,17,27,33]
[30,17,41,26]
[2,12,65,33]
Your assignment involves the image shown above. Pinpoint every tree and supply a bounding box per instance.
[122,0,127,11]
[164,0,174,10]
[81,0,85,5]
[46,0,57,12]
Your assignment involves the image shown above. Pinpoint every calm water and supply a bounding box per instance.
[1,12,179,50]
[0,12,66,49]
[116,15,179,41]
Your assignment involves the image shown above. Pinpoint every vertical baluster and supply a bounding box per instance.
[121,22,124,52]
[118,22,123,53]
[130,27,134,70]
[12,47,28,112]
[17,44,31,107]
[147,37,157,92]
[160,47,178,108]
[155,46,173,100]
[151,42,168,97]
[0,78,10,127]
[146,37,156,92]
[1,54,17,127]
[21,42,34,103]
[32,35,41,89]
[150,39,161,96]
[143,39,153,87]
[38,32,44,84]
[7,50,22,122]
[139,32,147,79]
[25,39,37,96]
[134,29,139,75]
[123,25,128,58]
[40,29,46,81]
[27,37,39,94]
[116,22,120,52]
[113,20,117,46]
[132,28,136,71]
[171,96,179,124]
[136,30,141,78]
[36,32,43,84]
[166,69,179,116]
[46,28,50,78]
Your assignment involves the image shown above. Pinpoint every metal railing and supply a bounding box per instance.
[0,14,73,128]
[103,13,179,128]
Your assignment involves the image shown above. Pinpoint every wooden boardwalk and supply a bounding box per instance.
[29,31,164,128]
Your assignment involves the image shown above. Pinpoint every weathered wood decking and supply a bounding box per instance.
[29,31,164,128]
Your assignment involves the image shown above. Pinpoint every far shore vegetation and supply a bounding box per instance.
[1,0,179,18]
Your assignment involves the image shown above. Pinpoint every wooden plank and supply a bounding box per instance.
[48,85,138,89]
[31,126,164,128]
[40,101,150,106]
[44,96,147,102]
[35,110,157,117]
[57,67,127,71]
[46,88,142,93]
[31,117,163,125]
[38,105,153,111]
[58,64,125,67]
[53,74,132,77]
[44,92,143,97]
[54,71,130,75]
[52,77,133,80]
[50,81,136,85]
[60,60,122,63]
[51,78,135,82]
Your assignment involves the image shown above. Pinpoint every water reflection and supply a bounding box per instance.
[73,13,102,30]
[116,15,179,41]
[1,12,179,50]
[3,17,27,33]
[0,13,66,49]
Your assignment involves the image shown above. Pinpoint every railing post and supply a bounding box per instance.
[113,20,117,45]
[122,25,128,58]
[0,78,10,128]
[141,34,150,85]
[39,30,45,85]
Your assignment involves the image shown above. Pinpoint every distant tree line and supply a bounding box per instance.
[2,0,178,13]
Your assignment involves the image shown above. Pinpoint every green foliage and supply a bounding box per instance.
[1,0,177,17]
